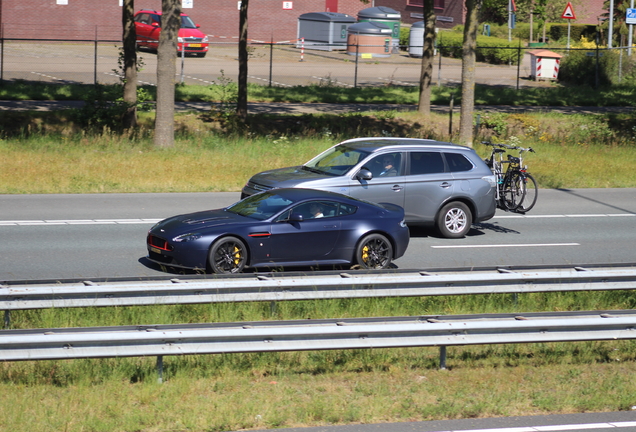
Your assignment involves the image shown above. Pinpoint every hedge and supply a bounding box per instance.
[436,31,521,64]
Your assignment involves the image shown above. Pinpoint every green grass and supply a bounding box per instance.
[1,109,635,193]
[2,291,636,431]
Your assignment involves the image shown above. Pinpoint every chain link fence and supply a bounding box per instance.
[1,38,632,90]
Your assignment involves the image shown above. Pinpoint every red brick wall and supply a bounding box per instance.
[0,0,368,42]
[376,0,464,27]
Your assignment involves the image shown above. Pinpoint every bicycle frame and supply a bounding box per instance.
[482,142,536,212]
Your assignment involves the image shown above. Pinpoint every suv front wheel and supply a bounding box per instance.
[437,202,472,238]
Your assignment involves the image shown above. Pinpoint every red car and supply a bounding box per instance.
[134,9,209,57]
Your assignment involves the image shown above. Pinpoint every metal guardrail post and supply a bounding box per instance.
[439,346,447,370]
[157,355,164,384]
[3,311,9,329]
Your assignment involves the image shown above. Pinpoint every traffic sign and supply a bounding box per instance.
[627,8,636,25]
[562,2,576,19]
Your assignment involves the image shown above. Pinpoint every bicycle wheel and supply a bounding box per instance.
[502,171,524,211]
[518,173,538,213]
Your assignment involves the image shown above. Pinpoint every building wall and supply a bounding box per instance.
[574,0,605,25]
[374,0,464,28]
[0,0,368,42]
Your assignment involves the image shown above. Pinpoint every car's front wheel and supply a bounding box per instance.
[355,234,393,269]
[208,236,247,274]
[437,202,472,238]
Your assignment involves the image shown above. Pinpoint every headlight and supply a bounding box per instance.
[399,219,407,228]
[202,36,209,43]
[178,37,184,43]
[173,233,202,242]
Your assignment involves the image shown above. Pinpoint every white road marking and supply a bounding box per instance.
[432,243,580,249]
[494,214,635,219]
[0,219,162,226]
[428,420,636,432]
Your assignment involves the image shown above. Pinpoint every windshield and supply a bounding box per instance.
[303,145,369,176]
[181,16,197,29]
[226,192,295,220]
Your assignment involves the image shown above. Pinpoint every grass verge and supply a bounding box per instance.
[1,110,635,193]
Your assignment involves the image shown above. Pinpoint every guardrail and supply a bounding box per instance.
[2,310,635,378]
[2,266,636,380]
[2,266,635,311]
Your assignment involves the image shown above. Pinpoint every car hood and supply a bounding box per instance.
[249,166,335,188]
[178,28,206,38]
[151,209,251,235]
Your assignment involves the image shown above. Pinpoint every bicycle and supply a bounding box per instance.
[482,142,538,213]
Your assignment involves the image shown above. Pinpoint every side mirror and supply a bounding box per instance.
[289,213,304,222]
[196,24,201,28]
[356,168,373,181]
[152,22,160,27]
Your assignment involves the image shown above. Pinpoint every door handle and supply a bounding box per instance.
[440,182,451,188]
[391,185,403,192]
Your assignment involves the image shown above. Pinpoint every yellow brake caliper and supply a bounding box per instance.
[362,245,369,263]
[233,246,241,265]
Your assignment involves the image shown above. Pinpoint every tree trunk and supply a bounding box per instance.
[458,0,482,147]
[237,0,249,121]
[417,0,436,115]
[122,0,137,130]
[154,0,180,148]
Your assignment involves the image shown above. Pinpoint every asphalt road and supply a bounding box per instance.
[1,188,635,282]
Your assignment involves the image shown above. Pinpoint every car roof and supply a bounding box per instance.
[336,137,471,153]
[135,9,191,16]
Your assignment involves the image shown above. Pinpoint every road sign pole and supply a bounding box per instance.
[629,0,634,55]
[567,20,571,49]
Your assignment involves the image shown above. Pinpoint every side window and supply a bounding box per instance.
[337,203,357,216]
[368,152,402,177]
[291,201,340,220]
[135,13,150,24]
[408,151,445,175]
[151,14,162,26]
[445,153,474,172]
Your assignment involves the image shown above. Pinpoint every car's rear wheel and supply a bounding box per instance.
[437,202,472,238]
[209,236,247,274]
[355,234,393,269]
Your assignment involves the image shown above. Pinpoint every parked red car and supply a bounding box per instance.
[134,9,209,57]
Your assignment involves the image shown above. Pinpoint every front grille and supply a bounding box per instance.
[183,37,202,42]
[147,234,173,251]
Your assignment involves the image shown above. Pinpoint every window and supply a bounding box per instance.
[368,152,402,177]
[280,200,357,221]
[408,152,445,175]
[444,153,474,172]
[406,0,445,9]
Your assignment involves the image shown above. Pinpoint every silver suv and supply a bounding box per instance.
[241,138,497,238]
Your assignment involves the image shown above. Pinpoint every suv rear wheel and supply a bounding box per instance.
[437,202,472,238]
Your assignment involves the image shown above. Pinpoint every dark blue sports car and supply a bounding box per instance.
[147,188,410,274]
